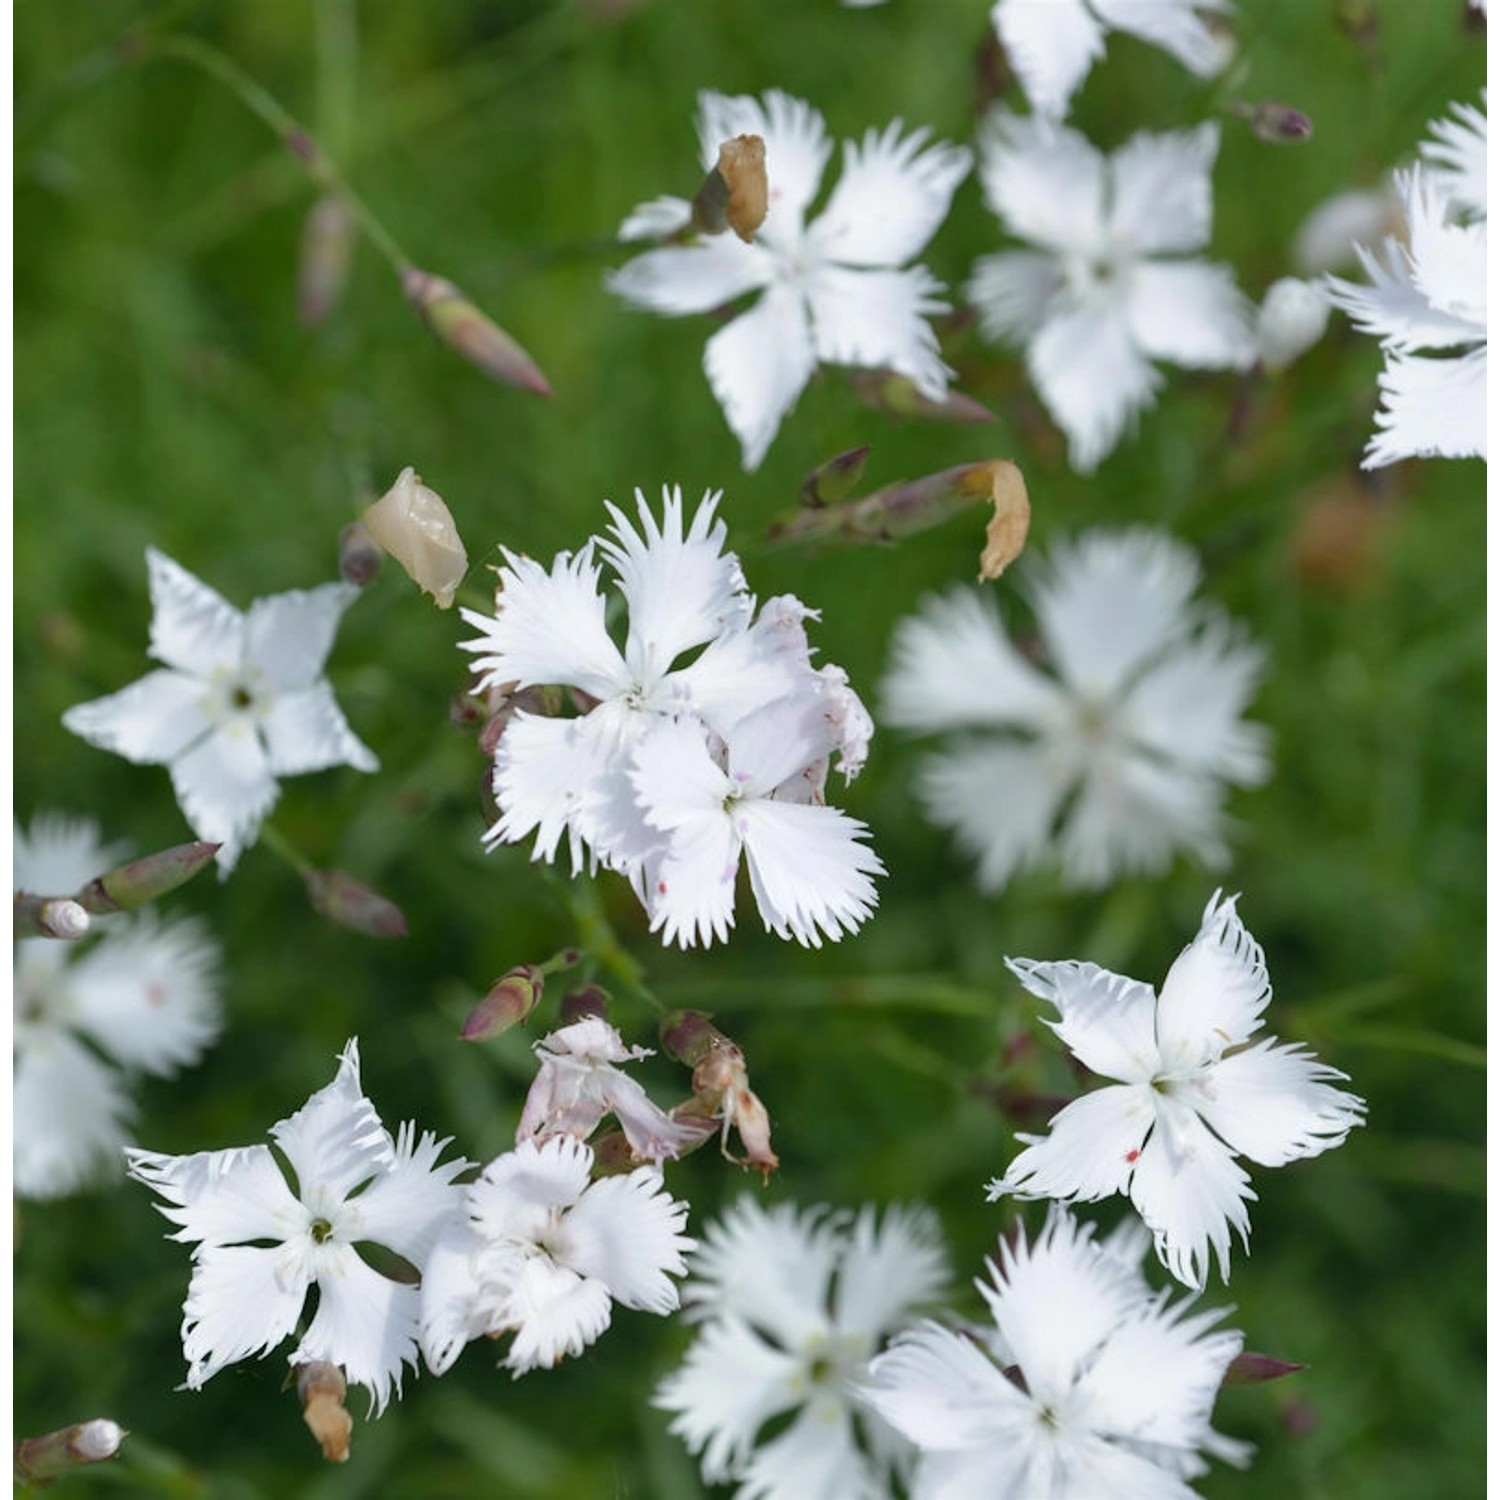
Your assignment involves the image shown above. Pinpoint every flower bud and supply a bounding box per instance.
[800,446,870,508]
[304,869,409,939]
[692,135,768,243]
[296,1362,353,1463]
[77,840,221,915]
[1224,1351,1307,1387]
[559,983,610,1026]
[1255,277,1330,371]
[13,895,90,940]
[14,1419,126,1482]
[338,520,383,588]
[401,267,552,396]
[849,368,996,425]
[298,194,355,328]
[361,466,468,609]
[461,964,545,1041]
[1230,99,1314,144]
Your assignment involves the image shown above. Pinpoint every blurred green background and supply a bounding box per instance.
[14,1,1485,1496]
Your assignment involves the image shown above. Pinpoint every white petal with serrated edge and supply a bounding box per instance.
[1129,1096,1254,1287]
[70,913,220,1073]
[1006,958,1162,1083]
[741,798,882,947]
[1027,302,1163,473]
[647,811,742,950]
[990,0,1106,119]
[1124,260,1255,369]
[1191,1039,1364,1167]
[705,283,818,471]
[987,1084,1155,1205]
[167,728,280,874]
[562,1169,693,1312]
[809,122,970,268]
[469,1137,593,1245]
[260,682,378,776]
[806,264,952,399]
[501,1254,614,1373]
[14,1033,132,1198]
[243,582,358,692]
[976,112,1107,256]
[833,1205,947,1342]
[1403,171,1486,323]
[458,545,627,700]
[608,236,772,317]
[618,194,691,242]
[967,249,1062,345]
[632,716,732,833]
[1155,892,1271,1071]
[418,1217,493,1374]
[178,1241,312,1388]
[146,549,243,677]
[1093,0,1235,78]
[738,1401,873,1500]
[347,1122,469,1268]
[726,694,841,799]
[1107,123,1220,257]
[1030,529,1199,697]
[63,669,211,766]
[13,812,128,895]
[1364,346,1487,466]
[1421,96,1487,219]
[126,1142,303,1246]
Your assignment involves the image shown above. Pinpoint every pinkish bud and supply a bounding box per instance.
[298,194,355,328]
[559,984,610,1025]
[304,869,408,939]
[1231,100,1314,143]
[361,466,468,610]
[461,965,545,1040]
[76,840,220,915]
[338,520,383,588]
[1224,1351,1307,1386]
[401,267,552,396]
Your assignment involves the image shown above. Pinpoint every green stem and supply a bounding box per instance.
[258,822,313,877]
[541,869,660,1013]
[662,974,1003,1021]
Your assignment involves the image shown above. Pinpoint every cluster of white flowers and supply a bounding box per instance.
[459,485,883,948]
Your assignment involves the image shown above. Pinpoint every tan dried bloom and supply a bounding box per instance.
[691,134,768,243]
[297,1363,353,1463]
[362,466,468,609]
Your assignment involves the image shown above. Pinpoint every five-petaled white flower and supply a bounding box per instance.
[881,529,1267,893]
[610,89,971,470]
[991,0,1235,120]
[859,1207,1249,1499]
[656,1197,948,1500]
[968,113,1255,472]
[986,892,1366,1288]
[419,1135,693,1378]
[14,812,221,1199]
[126,1039,469,1413]
[1325,153,1487,467]
[63,550,378,875]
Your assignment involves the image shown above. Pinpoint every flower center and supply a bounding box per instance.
[309,1217,335,1244]
[201,666,271,732]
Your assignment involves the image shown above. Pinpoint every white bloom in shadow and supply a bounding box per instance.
[881,529,1267,892]
[968,113,1254,472]
[656,1197,948,1500]
[610,90,970,469]
[62,550,377,875]
[986,894,1366,1288]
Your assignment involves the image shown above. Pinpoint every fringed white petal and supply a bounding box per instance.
[987,1085,1155,1207]
[13,1032,133,1198]
[1364,345,1487,466]
[13,811,127,895]
[145,548,243,677]
[1005,957,1161,1084]
[607,237,772,316]
[63,669,210,767]
[1092,0,1235,79]
[260,681,378,775]
[177,1242,312,1389]
[348,1123,470,1268]
[167,727,280,875]
[833,1205,948,1342]
[1420,94,1487,220]
[806,263,953,399]
[967,249,1062,345]
[243,581,359,692]
[976,111,1108,256]
[1107,122,1221,257]
[1124,260,1256,370]
[1155,891,1272,1068]
[125,1141,303,1246]
[561,1168,693,1312]
[990,0,1106,119]
[618,193,691,242]
[500,1254,614,1374]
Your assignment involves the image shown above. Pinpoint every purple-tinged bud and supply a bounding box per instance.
[338,520,383,588]
[660,1012,779,1176]
[14,1418,126,1482]
[298,194,356,328]
[850,368,996,425]
[362,466,468,609]
[560,984,611,1025]
[76,840,220,915]
[660,1009,729,1066]
[691,135,768,243]
[1224,1351,1307,1387]
[304,869,408,939]
[13,894,90,940]
[401,267,552,396]
[461,965,545,1041]
[800,446,870,509]
[296,1362,352,1463]
[1230,100,1314,143]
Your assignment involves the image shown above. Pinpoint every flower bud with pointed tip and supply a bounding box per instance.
[1231,99,1314,143]
[305,869,409,939]
[362,467,468,609]
[338,520,383,588]
[800,446,870,509]
[77,840,221,915]
[297,1362,353,1463]
[401,267,552,396]
[1224,1351,1307,1386]
[560,984,610,1026]
[14,1419,127,1482]
[850,368,996,425]
[462,965,545,1041]
[298,194,356,328]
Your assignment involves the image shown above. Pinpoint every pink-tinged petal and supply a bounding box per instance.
[458,545,627,700]
[1128,1097,1254,1288]
[562,1168,693,1312]
[1193,1039,1365,1167]
[14,1033,132,1198]
[596,1070,707,1164]
[968,249,1064,345]
[600,486,750,685]
[271,1040,395,1206]
[618,194,691,242]
[834,1205,948,1342]
[724,694,840,797]
[500,1255,613,1373]
[1107,123,1221,257]
[1027,303,1162,473]
[1364,347,1487,468]
[167,728,280,875]
[348,1123,469,1267]
[126,1142,304,1246]
[695,89,831,239]
[1006,958,1161,1083]
[740,799,884,948]
[1092,0,1234,79]
[145,549,243,677]
[418,1218,492,1375]
[1124,261,1255,370]
[63,669,211,766]
[704,283,817,472]
[632,717,732,829]
[243,582,359,692]
[806,263,953,399]
[987,1085,1155,1204]
[976,112,1108,256]
[809,122,971,268]
[1155,892,1271,1070]
[608,238,772,316]
[990,0,1105,119]
[294,1243,420,1415]
[178,1242,312,1388]
[260,682,378,776]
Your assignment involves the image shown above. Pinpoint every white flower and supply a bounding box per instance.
[518,1016,704,1164]
[419,1135,693,1378]
[1325,165,1487,466]
[14,812,220,1200]
[859,1208,1249,1499]
[126,1039,469,1413]
[968,114,1255,472]
[881,529,1267,893]
[987,893,1366,1288]
[1420,93,1487,222]
[991,0,1235,121]
[656,1197,948,1500]
[62,550,377,875]
[1254,276,1330,370]
[632,698,884,949]
[610,90,970,469]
